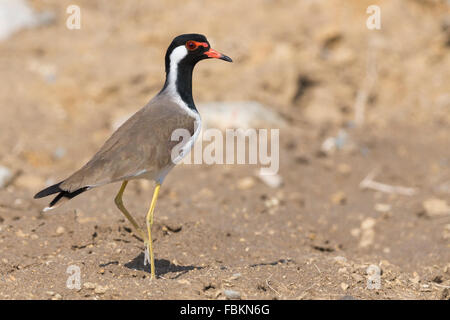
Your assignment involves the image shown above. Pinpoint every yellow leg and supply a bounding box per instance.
[114,181,147,242]
[145,183,161,279]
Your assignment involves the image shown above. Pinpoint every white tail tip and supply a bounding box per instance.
[42,206,54,212]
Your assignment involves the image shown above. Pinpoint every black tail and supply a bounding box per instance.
[34,181,88,210]
[34,181,64,199]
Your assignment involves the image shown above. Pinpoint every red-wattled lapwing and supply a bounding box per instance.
[34,34,232,279]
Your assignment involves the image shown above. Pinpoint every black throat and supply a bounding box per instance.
[161,54,198,112]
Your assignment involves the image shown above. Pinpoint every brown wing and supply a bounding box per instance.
[60,94,196,192]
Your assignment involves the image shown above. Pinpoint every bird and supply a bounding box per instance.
[34,34,232,279]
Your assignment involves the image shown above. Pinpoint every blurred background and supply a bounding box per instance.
[0,0,449,299]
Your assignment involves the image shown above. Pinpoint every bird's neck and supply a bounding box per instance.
[162,59,197,112]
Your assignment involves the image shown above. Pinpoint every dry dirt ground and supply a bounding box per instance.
[0,0,449,299]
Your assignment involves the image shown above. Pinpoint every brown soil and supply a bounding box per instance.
[0,0,449,299]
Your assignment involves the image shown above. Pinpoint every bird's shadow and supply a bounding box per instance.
[124,252,203,279]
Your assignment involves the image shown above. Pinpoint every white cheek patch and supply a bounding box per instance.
[166,45,199,119]
[167,45,188,90]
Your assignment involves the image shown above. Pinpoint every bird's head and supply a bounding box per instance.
[165,34,232,72]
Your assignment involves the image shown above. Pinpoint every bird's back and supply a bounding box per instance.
[60,93,197,192]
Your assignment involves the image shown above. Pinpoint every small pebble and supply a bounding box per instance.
[321,137,336,155]
[257,171,283,188]
[337,163,352,175]
[52,293,62,300]
[338,267,348,273]
[409,272,420,285]
[423,198,450,217]
[83,282,96,290]
[340,283,349,291]
[375,203,391,213]
[237,177,255,190]
[230,273,242,280]
[224,289,241,299]
[15,230,28,238]
[177,279,190,285]
[0,166,13,188]
[334,256,348,265]
[331,191,347,205]
[94,285,108,294]
[264,197,279,208]
[361,218,376,230]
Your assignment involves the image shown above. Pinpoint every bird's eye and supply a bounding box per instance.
[186,41,198,51]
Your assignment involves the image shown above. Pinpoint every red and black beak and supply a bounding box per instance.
[204,48,233,62]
